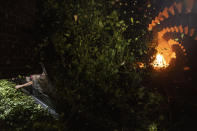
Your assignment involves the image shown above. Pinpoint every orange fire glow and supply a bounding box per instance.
[179,25,183,33]
[190,28,195,37]
[152,53,169,69]
[137,62,145,68]
[184,26,189,35]
[152,38,177,69]
[162,7,169,18]
[148,0,196,69]
[169,6,175,15]
[148,1,186,31]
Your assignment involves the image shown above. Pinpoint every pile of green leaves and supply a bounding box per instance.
[0,80,57,130]
[35,0,166,130]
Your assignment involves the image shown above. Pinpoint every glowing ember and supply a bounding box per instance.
[184,66,190,71]
[137,62,145,68]
[152,53,169,69]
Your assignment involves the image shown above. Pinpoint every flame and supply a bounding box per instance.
[148,1,195,31]
[137,62,145,68]
[179,25,183,33]
[151,38,177,70]
[190,28,195,37]
[148,0,195,70]
[184,26,189,35]
[169,5,175,15]
[152,53,169,69]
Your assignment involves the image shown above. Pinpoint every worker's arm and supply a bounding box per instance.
[15,81,33,89]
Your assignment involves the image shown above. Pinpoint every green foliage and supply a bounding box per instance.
[0,80,57,130]
[148,122,158,131]
[35,0,166,130]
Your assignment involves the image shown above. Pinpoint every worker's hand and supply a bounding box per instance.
[15,85,22,89]
[15,81,33,89]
